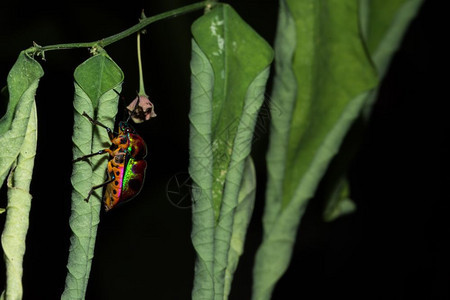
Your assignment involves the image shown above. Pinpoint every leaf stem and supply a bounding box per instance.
[137,31,147,97]
[26,1,214,56]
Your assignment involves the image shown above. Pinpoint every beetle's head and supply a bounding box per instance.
[118,121,135,135]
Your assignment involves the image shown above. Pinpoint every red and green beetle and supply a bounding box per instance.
[73,96,154,211]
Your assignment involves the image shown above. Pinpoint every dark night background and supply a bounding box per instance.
[0,1,445,299]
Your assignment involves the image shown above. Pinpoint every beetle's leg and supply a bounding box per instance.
[82,112,115,140]
[72,149,114,163]
[84,177,115,203]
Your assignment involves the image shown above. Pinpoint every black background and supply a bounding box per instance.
[0,1,445,299]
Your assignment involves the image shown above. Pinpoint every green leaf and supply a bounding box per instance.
[0,51,43,186]
[62,52,123,300]
[192,4,273,222]
[253,1,378,299]
[0,52,43,300]
[223,157,256,299]
[360,0,424,117]
[73,53,124,108]
[320,0,424,223]
[323,177,356,222]
[189,4,273,300]
[1,102,38,300]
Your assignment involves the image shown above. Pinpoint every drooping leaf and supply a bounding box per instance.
[223,157,256,299]
[1,102,38,300]
[62,52,123,300]
[189,39,216,300]
[360,0,424,117]
[0,52,43,186]
[189,4,273,300]
[253,0,424,298]
[323,177,356,222]
[252,1,378,299]
[320,0,424,223]
[0,52,43,300]
[73,53,124,108]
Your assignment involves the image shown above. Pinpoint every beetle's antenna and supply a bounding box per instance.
[113,88,127,110]
[113,89,121,97]
[113,88,132,123]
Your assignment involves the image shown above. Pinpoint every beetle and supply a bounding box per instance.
[72,98,148,211]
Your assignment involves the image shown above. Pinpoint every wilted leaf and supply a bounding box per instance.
[223,157,256,299]
[1,102,38,300]
[0,51,43,300]
[189,4,273,300]
[361,0,424,117]
[253,0,424,299]
[0,52,43,186]
[62,52,123,300]
[323,177,356,222]
[321,0,424,223]
[253,1,378,299]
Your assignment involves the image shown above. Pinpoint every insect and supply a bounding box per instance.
[73,98,148,211]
